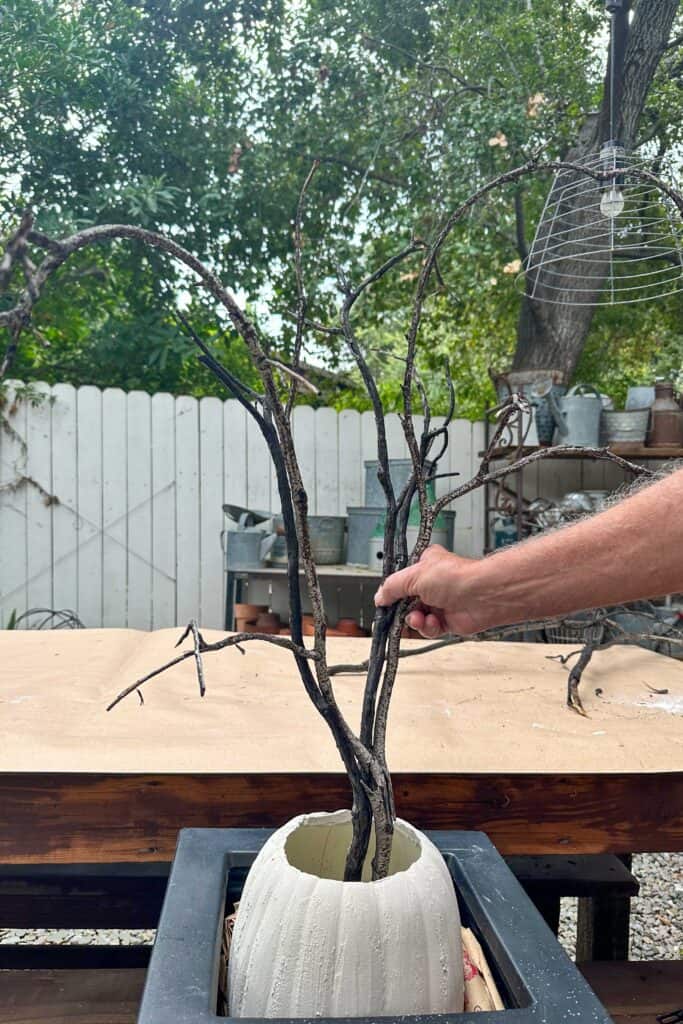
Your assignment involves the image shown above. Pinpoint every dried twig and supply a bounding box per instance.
[107,624,320,711]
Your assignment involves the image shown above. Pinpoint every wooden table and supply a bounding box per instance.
[1,628,681,863]
[1,631,681,1014]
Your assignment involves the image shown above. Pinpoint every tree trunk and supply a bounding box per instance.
[513,0,679,381]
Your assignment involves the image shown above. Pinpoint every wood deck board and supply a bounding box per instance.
[1,962,680,1023]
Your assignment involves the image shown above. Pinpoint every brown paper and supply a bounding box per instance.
[1,629,681,775]
[462,926,505,1011]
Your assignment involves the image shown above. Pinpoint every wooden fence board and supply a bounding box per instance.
[151,393,176,630]
[50,384,79,616]
[76,386,103,627]
[102,389,127,628]
[0,385,27,625]
[199,397,224,629]
[175,395,200,624]
[127,392,153,630]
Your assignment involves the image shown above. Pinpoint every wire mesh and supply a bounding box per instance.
[519,145,683,307]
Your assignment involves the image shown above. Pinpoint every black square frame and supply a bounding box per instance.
[137,828,612,1024]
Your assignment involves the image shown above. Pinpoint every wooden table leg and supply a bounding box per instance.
[576,854,633,961]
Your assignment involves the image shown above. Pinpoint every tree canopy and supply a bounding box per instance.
[1,0,681,412]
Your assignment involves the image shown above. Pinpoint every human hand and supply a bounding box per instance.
[373,544,483,638]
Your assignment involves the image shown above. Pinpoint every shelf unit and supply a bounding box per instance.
[482,434,683,553]
[225,563,381,630]
[486,444,683,461]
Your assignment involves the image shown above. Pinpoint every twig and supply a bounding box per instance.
[107,626,320,711]
[286,160,319,417]
[267,358,320,396]
[175,620,207,696]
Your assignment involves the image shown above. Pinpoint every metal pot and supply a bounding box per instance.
[347,507,385,566]
[308,516,346,564]
[364,459,435,507]
[601,408,650,444]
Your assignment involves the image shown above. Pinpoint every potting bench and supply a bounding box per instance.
[0,628,681,1018]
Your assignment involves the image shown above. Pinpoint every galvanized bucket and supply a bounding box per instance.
[600,408,649,444]
[366,511,456,568]
[551,384,603,447]
[309,516,346,564]
[346,507,385,566]
[406,510,455,554]
[364,459,435,507]
[268,515,346,565]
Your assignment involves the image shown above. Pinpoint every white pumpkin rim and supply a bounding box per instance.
[280,808,431,886]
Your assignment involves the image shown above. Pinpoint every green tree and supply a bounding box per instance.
[1,0,681,410]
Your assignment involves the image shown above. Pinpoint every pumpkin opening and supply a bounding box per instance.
[284,811,421,881]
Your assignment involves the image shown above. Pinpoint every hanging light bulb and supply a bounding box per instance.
[600,183,625,219]
[599,141,625,219]
[519,1,683,307]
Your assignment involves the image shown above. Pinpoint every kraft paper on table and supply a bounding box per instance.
[1,629,681,773]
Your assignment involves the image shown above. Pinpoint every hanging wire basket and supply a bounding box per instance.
[519,144,683,307]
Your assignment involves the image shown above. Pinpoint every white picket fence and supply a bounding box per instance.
[0,382,492,630]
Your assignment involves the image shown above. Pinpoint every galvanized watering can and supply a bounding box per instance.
[223,508,277,571]
[549,384,603,447]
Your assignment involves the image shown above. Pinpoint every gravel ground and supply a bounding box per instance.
[558,852,683,960]
[2,853,681,959]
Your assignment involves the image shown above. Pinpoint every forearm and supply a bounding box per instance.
[464,468,683,631]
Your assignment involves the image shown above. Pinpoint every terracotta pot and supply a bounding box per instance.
[235,617,257,633]
[234,603,266,620]
[254,612,280,635]
[336,617,364,637]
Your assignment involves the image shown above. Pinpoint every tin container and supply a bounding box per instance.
[648,381,683,446]
[601,408,650,444]
[346,507,385,566]
[364,459,434,507]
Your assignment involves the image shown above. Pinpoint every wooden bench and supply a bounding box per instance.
[0,854,639,969]
[1,963,681,1023]
[505,854,639,959]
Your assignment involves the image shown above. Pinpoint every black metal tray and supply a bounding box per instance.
[138,827,612,1024]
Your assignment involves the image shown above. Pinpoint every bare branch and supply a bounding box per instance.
[0,210,33,293]
[267,357,320,396]
[107,627,320,711]
[287,159,319,417]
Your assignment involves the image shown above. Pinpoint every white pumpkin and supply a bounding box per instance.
[228,809,464,1018]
